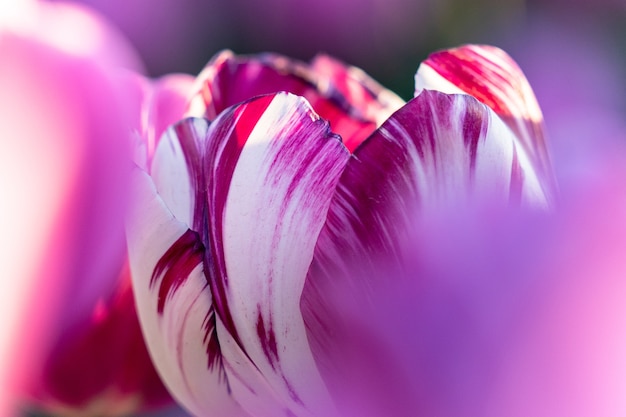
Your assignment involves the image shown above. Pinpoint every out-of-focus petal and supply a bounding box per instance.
[1,0,143,70]
[189,51,401,152]
[0,2,177,414]
[0,30,133,414]
[303,91,547,410]
[31,265,170,416]
[309,54,404,127]
[116,71,195,168]
[309,144,626,417]
[415,45,555,203]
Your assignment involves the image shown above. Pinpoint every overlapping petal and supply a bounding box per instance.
[126,167,245,417]
[302,90,548,408]
[116,71,195,170]
[189,50,403,151]
[129,93,350,416]
[0,8,173,413]
[415,44,556,202]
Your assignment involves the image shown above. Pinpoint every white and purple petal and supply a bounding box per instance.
[303,90,548,410]
[415,44,556,202]
[130,93,350,417]
[126,168,246,417]
[201,93,350,416]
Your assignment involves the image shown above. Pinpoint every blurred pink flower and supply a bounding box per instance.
[0,1,173,415]
[125,45,553,416]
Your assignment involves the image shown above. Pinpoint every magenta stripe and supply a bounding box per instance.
[151,229,205,314]
[427,49,510,115]
[423,46,555,203]
[173,119,209,234]
[203,95,274,348]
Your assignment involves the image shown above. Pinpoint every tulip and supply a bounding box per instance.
[0,1,172,415]
[126,45,553,416]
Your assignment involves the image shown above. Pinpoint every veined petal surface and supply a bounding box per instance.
[203,93,349,416]
[189,50,403,152]
[126,168,246,417]
[130,93,350,417]
[303,91,548,411]
[415,45,555,202]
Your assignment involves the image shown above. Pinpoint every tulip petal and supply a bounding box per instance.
[309,53,405,127]
[116,71,195,170]
[191,50,398,152]
[142,113,307,417]
[303,91,548,404]
[201,92,349,415]
[150,117,208,230]
[415,45,555,202]
[126,168,247,417]
[135,93,350,416]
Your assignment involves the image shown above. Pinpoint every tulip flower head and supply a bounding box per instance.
[126,44,556,417]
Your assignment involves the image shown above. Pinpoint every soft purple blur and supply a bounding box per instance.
[503,13,626,191]
[0,1,172,415]
[313,137,626,416]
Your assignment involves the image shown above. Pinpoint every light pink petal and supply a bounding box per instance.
[126,168,248,417]
[116,71,195,169]
[201,93,349,415]
[303,91,548,410]
[0,29,137,413]
[2,1,143,71]
[190,50,393,152]
[415,44,556,202]
[143,74,195,159]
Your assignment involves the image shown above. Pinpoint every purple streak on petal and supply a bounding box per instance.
[171,118,208,234]
[303,91,541,412]
[159,96,278,373]
[200,307,230,392]
[202,94,274,346]
[151,229,205,315]
[310,54,404,122]
[152,119,235,384]
[126,168,247,416]
[158,93,348,414]
[197,51,387,151]
[215,92,348,414]
[420,45,556,202]
[256,309,279,371]
[462,104,485,175]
